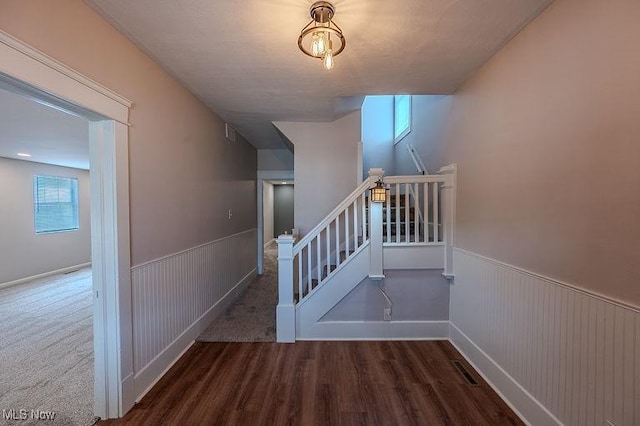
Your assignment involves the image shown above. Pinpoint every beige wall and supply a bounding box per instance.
[403,0,640,306]
[0,158,91,283]
[0,0,257,266]
[275,111,361,236]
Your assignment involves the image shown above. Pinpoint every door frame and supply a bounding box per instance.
[257,170,294,274]
[0,30,134,418]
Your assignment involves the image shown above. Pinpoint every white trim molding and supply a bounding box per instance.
[0,262,92,291]
[300,321,450,341]
[0,30,131,121]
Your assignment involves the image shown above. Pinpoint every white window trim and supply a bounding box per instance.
[393,95,412,145]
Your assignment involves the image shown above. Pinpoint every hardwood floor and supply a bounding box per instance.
[103,341,521,425]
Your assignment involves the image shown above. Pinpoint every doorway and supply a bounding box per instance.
[257,170,294,274]
[0,85,95,423]
[0,31,133,419]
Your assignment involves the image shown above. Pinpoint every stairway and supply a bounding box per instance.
[277,169,455,342]
[366,196,420,243]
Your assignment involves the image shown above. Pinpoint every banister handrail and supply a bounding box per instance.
[385,175,447,184]
[294,179,372,254]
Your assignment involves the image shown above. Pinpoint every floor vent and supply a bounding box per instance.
[451,360,479,386]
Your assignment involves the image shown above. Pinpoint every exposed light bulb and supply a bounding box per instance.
[311,31,327,57]
[323,50,334,70]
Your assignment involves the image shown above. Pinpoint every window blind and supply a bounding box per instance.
[394,94,411,142]
[33,175,79,234]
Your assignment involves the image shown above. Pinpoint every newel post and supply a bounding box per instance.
[276,234,296,342]
[368,168,385,280]
[438,164,457,280]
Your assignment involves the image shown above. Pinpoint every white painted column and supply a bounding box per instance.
[367,168,385,280]
[276,234,296,342]
[439,164,457,279]
[90,120,134,417]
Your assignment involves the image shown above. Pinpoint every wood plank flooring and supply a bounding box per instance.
[102,340,522,425]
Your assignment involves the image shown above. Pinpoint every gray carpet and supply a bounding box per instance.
[0,268,95,426]
[197,244,278,342]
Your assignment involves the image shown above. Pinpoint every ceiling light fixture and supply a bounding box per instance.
[298,1,345,70]
[17,152,31,157]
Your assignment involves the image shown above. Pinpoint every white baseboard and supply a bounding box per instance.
[132,268,257,402]
[0,262,92,290]
[264,238,276,248]
[449,322,560,426]
[120,372,135,415]
[299,320,450,340]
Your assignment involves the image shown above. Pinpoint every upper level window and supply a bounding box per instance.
[33,175,79,234]
[394,94,411,143]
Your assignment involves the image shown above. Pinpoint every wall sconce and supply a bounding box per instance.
[370,178,387,203]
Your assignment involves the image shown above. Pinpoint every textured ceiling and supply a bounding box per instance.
[85,0,553,149]
[0,86,89,170]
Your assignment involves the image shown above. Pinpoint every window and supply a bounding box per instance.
[33,175,79,234]
[394,94,411,143]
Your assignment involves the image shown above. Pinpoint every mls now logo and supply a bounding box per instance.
[3,409,56,421]
[2,409,28,420]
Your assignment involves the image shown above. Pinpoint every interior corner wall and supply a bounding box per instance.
[362,96,395,177]
[413,0,640,424]
[393,95,452,176]
[0,158,91,284]
[263,181,274,244]
[274,111,361,236]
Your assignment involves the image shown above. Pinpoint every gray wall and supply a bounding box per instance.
[258,149,293,171]
[0,158,91,284]
[322,270,449,321]
[262,181,274,244]
[273,184,294,237]
[362,96,395,177]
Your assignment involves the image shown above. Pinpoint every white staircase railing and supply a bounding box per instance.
[293,179,371,304]
[384,175,446,245]
[277,166,456,342]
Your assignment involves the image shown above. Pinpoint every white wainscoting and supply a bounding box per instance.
[450,248,639,426]
[130,229,256,400]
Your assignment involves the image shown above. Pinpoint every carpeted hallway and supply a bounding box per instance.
[197,244,278,342]
[0,268,95,426]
